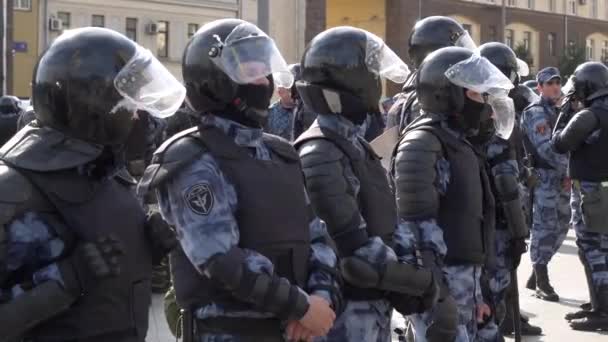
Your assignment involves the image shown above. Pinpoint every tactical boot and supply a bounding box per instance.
[500,314,543,336]
[569,287,608,331]
[151,258,172,294]
[533,264,559,302]
[565,302,593,321]
[525,271,536,290]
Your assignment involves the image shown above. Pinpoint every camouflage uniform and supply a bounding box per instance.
[571,181,608,292]
[521,97,570,267]
[476,138,519,341]
[398,122,484,342]
[264,101,295,141]
[307,114,420,342]
[156,115,339,341]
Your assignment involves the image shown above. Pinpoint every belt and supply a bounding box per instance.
[196,317,285,341]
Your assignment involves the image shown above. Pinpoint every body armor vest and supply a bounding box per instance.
[569,105,608,181]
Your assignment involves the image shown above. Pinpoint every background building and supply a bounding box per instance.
[8,0,304,98]
[307,0,608,94]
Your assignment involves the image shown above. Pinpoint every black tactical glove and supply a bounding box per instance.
[145,212,178,264]
[58,235,124,295]
[507,238,527,269]
[388,277,439,315]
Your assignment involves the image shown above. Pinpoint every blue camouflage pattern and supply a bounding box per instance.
[571,181,608,291]
[399,127,482,341]
[156,115,339,332]
[312,114,420,342]
[521,98,570,266]
[4,211,65,299]
[265,101,294,141]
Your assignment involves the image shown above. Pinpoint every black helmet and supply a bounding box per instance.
[297,26,409,124]
[523,80,539,94]
[408,16,475,68]
[0,95,21,115]
[511,84,539,113]
[183,19,291,126]
[478,42,520,86]
[416,46,474,115]
[33,27,183,146]
[571,62,608,104]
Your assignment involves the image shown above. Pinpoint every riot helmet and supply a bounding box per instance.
[0,96,21,115]
[32,27,184,146]
[408,16,476,69]
[568,62,608,106]
[297,26,409,125]
[418,47,515,138]
[477,42,529,87]
[182,19,292,127]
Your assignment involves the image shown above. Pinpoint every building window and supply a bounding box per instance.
[549,0,557,12]
[527,0,535,9]
[523,31,532,51]
[592,0,599,18]
[602,41,608,61]
[505,29,514,48]
[14,0,31,11]
[157,21,169,58]
[587,39,595,60]
[57,12,70,29]
[462,24,472,37]
[188,23,199,39]
[126,18,138,42]
[489,25,497,41]
[548,33,557,57]
[569,0,577,15]
[92,15,105,27]
[508,0,517,6]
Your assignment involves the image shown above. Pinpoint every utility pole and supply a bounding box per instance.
[418,0,422,20]
[501,0,507,42]
[1,0,6,94]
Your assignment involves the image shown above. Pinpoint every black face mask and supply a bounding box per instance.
[220,77,274,128]
[449,94,492,137]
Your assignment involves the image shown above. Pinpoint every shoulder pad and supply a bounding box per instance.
[297,138,345,165]
[262,133,299,162]
[0,163,34,224]
[137,127,205,196]
[398,129,443,154]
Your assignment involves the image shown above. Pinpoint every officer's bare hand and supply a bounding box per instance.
[299,295,335,336]
[476,303,492,323]
[285,321,314,342]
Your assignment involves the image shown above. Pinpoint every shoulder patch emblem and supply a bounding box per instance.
[535,123,548,135]
[184,183,214,216]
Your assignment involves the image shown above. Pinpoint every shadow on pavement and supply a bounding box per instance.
[557,243,579,256]
[557,297,587,310]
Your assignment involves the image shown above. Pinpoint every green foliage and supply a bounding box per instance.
[558,43,587,78]
[514,42,534,67]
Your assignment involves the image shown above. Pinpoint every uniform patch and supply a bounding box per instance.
[184,183,214,215]
[535,123,548,135]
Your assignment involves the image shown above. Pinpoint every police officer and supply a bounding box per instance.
[264,64,299,141]
[138,19,341,341]
[474,42,542,340]
[393,47,516,341]
[293,26,438,342]
[0,27,180,341]
[386,16,477,132]
[0,95,21,145]
[520,67,570,302]
[552,62,608,332]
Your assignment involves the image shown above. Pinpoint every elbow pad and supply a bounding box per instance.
[206,248,310,321]
[494,174,528,240]
[0,282,76,341]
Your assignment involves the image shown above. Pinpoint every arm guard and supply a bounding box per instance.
[0,282,76,341]
[298,140,368,256]
[394,130,443,221]
[552,109,599,154]
[205,248,310,321]
[494,174,528,240]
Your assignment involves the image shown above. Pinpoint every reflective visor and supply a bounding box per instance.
[210,23,293,88]
[114,47,185,118]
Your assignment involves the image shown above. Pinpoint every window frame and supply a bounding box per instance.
[92,14,105,28]
[157,21,170,59]
[126,17,138,42]
[14,0,32,11]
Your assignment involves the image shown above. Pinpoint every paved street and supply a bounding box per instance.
[147,229,608,341]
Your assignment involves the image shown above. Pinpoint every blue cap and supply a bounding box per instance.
[536,67,561,84]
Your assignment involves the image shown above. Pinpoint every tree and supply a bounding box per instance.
[514,42,534,67]
[558,42,587,77]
